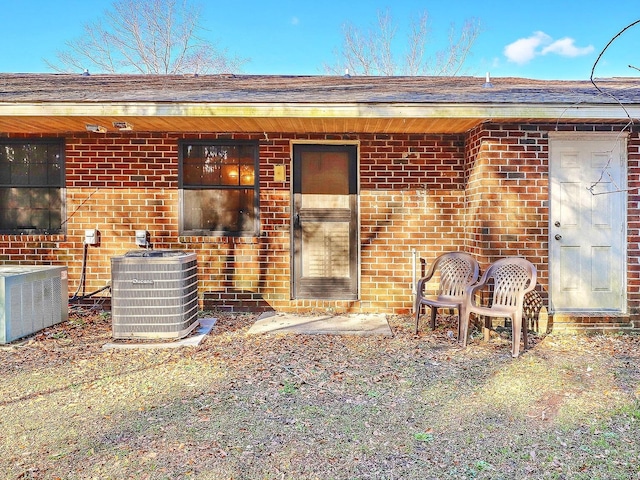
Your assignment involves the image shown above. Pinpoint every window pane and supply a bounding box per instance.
[182,143,258,188]
[221,145,238,164]
[11,145,27,164]
[28,144,47,163]
[183,189,255,234]
[221,165,239,185]
[0,142,63,187]
[0,187,61,231]
[181,141,258,235]
[239,165,255,186]
[202,164,221,185]
[0,140,64,233]
[12,163,29,184]
[239,145,255,160]
[184,144,203,161]
[30,163,48,184]
[301,151,349,195]
[183,164,203,185]
[48,163,62,184]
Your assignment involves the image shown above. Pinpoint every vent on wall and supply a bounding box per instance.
[0,266,69,344]
[111,250,199,339]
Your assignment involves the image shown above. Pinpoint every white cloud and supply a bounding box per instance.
[541,37,594,57]
[504,31,593,65]
[504,31,551,65]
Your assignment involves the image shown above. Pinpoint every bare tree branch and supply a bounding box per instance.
[433,18,482,76]
[589,18,640,122]
[585,19,640,196]
[324,9,481,76]
[375,11,397,76]
[404,12,430,76]
[46,0,247,74]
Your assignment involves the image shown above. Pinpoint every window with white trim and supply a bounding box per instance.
[0,139,65,234]
[179,140,259,236]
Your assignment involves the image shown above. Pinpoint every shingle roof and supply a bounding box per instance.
[1,73,639,105]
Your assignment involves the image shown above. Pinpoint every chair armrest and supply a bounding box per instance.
[464,281,487,308]
[415,258,439,295]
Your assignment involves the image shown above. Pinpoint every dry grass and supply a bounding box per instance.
[0,308,639,480]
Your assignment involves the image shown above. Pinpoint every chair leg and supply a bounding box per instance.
[457,304,466,343]
[483,316,491,342]
[414,302,421,334]
[429,306,437,330]
[512,312,523,358]
[460,310,471,347]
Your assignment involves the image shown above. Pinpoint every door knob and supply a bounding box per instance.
[554,234,562,241]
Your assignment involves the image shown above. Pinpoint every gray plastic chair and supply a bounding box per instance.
[461,257,537,358]
[414,252,480,338]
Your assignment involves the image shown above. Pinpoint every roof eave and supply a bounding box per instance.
[0,102,638,120]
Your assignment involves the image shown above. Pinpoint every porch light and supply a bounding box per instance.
[113,121,133,131]
[85,124,107,133]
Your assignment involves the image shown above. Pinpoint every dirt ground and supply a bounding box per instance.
[0,307,639,480]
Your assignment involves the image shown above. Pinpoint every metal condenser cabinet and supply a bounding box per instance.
[0,265,68,344]
[110,250,199,339]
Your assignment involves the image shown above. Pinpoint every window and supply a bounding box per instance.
[0,139,65,234]
[179,140,259,236]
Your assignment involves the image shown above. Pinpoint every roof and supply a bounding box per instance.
[1,73,640,104]
[0,74,639,134]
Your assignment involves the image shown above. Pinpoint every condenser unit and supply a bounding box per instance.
[0,265,68,344]
[111,250,199,339]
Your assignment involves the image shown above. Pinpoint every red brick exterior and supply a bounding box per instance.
[1,125,638,330]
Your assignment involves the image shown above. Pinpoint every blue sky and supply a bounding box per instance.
[1,0,639,79]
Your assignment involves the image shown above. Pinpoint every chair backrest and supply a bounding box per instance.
[485,257,537,307]
[434,252,480,297]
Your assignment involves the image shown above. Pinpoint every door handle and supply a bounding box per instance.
[294,213,300,227]
[555,234,562,241]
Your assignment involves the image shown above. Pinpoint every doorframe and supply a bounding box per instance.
[548,131,628,314]
[289,140,361,300]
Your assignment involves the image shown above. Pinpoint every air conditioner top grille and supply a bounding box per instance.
[124,250,190,258]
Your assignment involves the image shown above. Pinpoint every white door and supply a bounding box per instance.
[549,133,627,313]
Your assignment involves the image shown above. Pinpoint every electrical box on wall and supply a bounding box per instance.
[135,230,150,247]
[274,164,286,182]
[84,229,99,245]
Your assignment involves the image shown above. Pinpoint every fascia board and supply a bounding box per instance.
[0,102,638,120]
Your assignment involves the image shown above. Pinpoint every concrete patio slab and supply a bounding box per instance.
[247,312,392,337]
[102,317,217,350]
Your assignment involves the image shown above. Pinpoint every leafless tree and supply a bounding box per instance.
[47,0,247,74]
[325,10,481,76]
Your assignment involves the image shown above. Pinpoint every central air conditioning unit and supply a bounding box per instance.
[110,250,199,339]
[0,265,68,344]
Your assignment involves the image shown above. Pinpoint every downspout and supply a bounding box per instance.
[411,248,417,313]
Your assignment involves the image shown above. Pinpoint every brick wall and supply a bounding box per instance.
[465,123,549,280]
[2,125,639,324]
[465,123,640,329]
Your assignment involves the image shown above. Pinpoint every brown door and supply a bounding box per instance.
[292,144,358,300]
